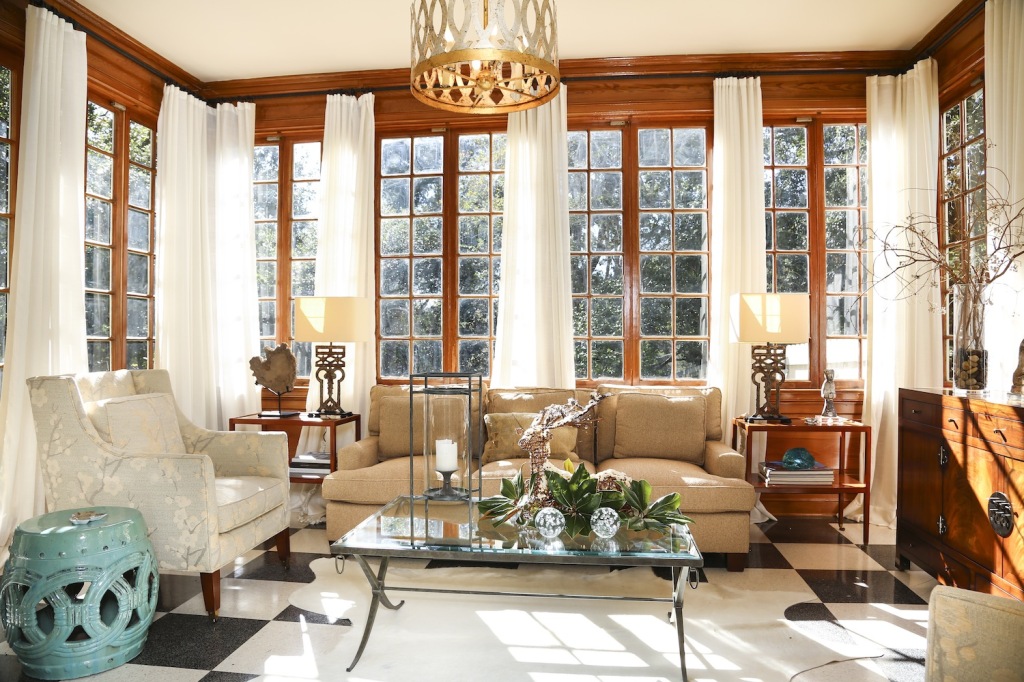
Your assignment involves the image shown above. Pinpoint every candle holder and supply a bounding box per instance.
[409,373,484,506]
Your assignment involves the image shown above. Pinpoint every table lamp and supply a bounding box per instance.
[735,292,810,424]
[293,296,373,418]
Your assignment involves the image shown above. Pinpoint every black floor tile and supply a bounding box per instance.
[799,569,928,604]
[874,647,927,682]
[132,614,269,670]
[155,572,203,612]
[863,544,903,570]
[747,542,793,569]
[199,672,261,682]
[758,518,852,544]
[228,551,321,583]
[273,604,351,626]
[784,601,834,621]
[257,527,303,551]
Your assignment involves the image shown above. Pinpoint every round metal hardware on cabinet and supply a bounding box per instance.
[988,492,1014,538]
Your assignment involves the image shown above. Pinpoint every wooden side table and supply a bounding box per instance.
[731,417,872,545]
[228,413,361,483]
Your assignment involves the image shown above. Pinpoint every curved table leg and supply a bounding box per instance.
[671,566,690,682]
[347,555,405,672]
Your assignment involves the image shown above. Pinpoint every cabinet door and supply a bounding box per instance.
[1004,456,1024,592]
[898,427,943,535]
[944,441,1002,573]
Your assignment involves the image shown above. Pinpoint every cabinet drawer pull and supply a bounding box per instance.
[947,418,958,428]
[993,428,1007,442]
[911,409,922,415]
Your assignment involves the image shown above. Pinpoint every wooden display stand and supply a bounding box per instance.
[732,417,872,544]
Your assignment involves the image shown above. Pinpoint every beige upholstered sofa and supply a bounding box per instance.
[323,384,755,569]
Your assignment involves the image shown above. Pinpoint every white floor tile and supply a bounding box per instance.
[774,543,887,571]
[289,527,331,554]
[172,577,305,620]
[213,619,356,677]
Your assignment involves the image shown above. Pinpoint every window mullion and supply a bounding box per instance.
[620,122,640,383]
[442,128,460,372]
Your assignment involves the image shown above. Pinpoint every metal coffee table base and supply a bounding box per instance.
[340,554,697,681]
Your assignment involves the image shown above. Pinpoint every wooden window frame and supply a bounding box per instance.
[84,94,157,372]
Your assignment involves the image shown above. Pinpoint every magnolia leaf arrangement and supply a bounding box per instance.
[478,460,693,539]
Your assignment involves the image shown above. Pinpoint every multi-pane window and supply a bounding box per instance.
[0,66,12,392]
[252,139,321,377]
[456,132,505,375]
[378,135,446,379]
[635,127,710,380]
[84,100,155,371]
[940,88,985,383]
[823,124,868,379]
[764,125,810,380]
[569,129,625,381]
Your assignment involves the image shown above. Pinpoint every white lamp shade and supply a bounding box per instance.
[293,297,373,343]
[735,293,810,344]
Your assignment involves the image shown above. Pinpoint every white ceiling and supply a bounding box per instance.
[75,0,963,83]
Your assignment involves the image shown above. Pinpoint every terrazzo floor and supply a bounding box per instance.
[0,517,938,682]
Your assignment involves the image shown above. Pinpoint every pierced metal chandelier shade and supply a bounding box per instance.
[411,0,559,114]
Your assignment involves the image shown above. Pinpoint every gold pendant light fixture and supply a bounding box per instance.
[410,0,560,114]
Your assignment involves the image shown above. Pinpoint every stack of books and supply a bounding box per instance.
[758,460,834,485]
[288,451,331,478]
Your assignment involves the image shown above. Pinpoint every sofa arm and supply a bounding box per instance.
[703,440,746,480]
[184,426,289,479]
[336,436,381,470]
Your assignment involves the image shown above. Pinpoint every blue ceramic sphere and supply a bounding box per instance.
[782,447,816,470]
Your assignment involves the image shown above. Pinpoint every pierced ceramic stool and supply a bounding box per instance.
[0,506,159,680]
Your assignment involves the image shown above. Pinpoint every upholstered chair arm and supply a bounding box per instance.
[182,426,289,480]
[335,436,381,470]
[703,440,746,480]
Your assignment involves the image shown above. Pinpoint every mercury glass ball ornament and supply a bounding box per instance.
[590,507,621,539]
[534,507,566,539]
[782,447,815,470]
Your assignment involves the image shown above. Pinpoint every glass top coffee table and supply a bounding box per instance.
[330,496,703,680]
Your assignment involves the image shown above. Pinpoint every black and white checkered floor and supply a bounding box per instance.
[1,517,938,682]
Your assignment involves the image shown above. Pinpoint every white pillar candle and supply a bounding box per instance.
[435,439,458,472]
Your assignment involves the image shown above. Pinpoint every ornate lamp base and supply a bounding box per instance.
[746,343,792,423]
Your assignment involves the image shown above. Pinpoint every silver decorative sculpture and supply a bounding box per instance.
[821,369,838,418]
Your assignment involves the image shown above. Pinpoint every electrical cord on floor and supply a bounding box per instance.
[789,653,885,680]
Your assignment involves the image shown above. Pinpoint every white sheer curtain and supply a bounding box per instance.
[155,85,260,428]
[492,88,574,389]
[293,93,375,522]
[0,6,87,563]
[707,77,769,522]
[861,58,941,528]
[985,0,1024,389]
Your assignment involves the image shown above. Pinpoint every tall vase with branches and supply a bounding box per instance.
[868,172,1024,392]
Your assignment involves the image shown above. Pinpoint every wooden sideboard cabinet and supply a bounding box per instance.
[897,388,1024,600]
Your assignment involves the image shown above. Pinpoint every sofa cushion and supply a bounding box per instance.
[475,456,594,497]
[76,369,137,404]
[486,388,576,415]
[86,392,185,454]
[596,385,723,461]
[214,475,287,533]
[597,458,755,514]
[612,393,706,464]
[322,457,428,504]
[377,395,425,459]
[482,412,577,464]
[368,384,414,436]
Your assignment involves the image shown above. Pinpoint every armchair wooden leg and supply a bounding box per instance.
[726,553,747,572]
[200,570,220,622]
[275,528,291,569]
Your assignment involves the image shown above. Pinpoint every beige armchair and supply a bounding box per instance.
[925,585,1024,681]
[26,369,291,619]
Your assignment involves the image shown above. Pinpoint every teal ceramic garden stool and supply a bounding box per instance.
[0,506,159,680]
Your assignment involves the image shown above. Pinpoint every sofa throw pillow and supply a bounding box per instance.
[481,412,577,465]
[88,393,186,454]
[612,393,706,464]
[377,395,427,460]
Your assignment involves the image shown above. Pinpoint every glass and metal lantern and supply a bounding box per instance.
[409,373,484,503]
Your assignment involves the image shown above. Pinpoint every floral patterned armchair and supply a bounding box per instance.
[26,369,291,619]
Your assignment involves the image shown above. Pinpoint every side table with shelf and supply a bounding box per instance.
[228,413,361,484]
[731,418,872,544]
